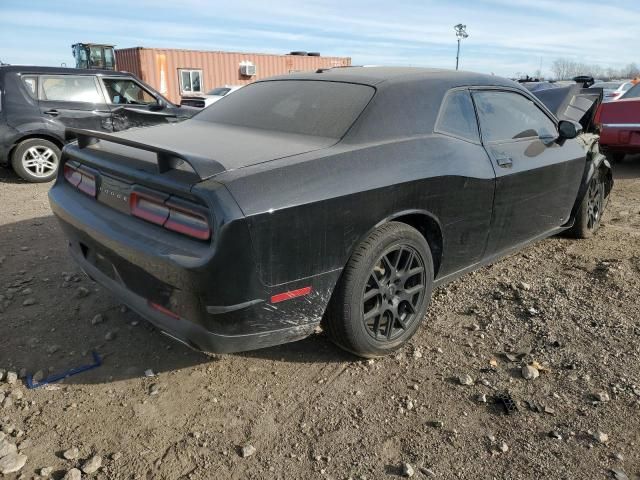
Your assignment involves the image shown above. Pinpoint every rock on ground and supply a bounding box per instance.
[521,365,540,380]
[240,444,256,458]
[0,452,28,474]
[0,437,18,457]
[63,446,80,460]
[40,466,54,477]
[63,468,82,480]
[402,462,415,477]
[82,454,102,474]
[593,431,609,444]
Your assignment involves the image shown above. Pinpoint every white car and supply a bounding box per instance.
[592,81,633,102]
[180,85,243,108]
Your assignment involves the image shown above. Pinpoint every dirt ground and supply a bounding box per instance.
[0,156,639,480]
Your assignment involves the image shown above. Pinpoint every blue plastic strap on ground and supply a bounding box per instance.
[26,351,102,389]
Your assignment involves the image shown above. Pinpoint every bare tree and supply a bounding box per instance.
[549,58,639,80]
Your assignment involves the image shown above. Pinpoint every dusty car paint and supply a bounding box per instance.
[49,67,612,353]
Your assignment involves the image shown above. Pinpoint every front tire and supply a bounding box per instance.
[324,222,434,358]
[11,138,61,183]
[568,169,606,238]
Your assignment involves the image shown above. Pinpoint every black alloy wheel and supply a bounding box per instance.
[362,245,426,341]
[324,222,434,358]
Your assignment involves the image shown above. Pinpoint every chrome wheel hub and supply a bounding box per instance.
[22,146,58,177]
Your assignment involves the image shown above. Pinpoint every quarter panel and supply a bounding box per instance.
[221,135,496,286]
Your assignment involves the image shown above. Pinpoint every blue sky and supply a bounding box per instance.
[0,0,638,77]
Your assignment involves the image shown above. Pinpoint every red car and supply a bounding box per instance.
[595,82,640,162]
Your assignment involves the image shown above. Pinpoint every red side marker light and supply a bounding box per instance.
[148,301,181,320]
[271,286,312,304]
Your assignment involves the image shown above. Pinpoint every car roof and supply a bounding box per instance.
[0,65,131,76]
[263,66,519,89]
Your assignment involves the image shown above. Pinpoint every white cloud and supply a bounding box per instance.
[0,0,638,77]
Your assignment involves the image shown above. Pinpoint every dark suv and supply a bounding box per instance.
[0,66,196,182]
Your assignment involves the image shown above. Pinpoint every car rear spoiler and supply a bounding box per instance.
[65,128,226,179]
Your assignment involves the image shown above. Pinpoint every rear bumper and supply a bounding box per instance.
[68,246,318,353]
[599,125,640,152]
[49,182,339,353]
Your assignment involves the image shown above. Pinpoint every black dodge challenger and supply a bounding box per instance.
[49,67,613,358]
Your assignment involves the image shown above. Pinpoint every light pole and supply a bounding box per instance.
[454,24,469,71]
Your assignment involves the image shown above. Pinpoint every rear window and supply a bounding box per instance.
[196,80,375,138]
[207,87,231,96]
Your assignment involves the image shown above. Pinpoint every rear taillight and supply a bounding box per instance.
[64,163,97,197]
[63,163,81,186]
[129,191,170,225]
[593,103,603,129]
[163,198,210,240]
[130,190,211,241]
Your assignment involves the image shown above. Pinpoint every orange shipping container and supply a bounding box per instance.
[115,47,352,103]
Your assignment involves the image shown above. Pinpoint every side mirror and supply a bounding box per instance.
[149,102,165,112]
[558,120,582,140]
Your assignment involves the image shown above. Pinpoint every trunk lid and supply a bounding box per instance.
[596,97,640,125]
[83,119,336,180]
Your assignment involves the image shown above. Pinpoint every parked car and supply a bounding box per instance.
[0,66,197,182]
[49,67,612,358]
[180,85,243,108]
[595,82,640,162]
[591,81,633,102]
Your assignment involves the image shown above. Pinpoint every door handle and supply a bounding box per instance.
[44,109,59,116]
[495,156,513,167]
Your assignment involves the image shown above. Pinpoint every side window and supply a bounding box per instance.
[473,90,557,143]
[435,90,480,142]
[179,69,202,93]
[22,76,38,99]
[40,75,103,103]
[102,78,156,105]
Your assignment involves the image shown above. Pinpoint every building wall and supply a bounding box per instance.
[115,47,352,103]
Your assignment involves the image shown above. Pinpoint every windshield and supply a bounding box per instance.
[207,87,231,96]
[195,80,375,139]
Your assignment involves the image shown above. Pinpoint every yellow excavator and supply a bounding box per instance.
[72,43,116,70]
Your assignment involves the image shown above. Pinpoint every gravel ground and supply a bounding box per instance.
[0,157,639,480]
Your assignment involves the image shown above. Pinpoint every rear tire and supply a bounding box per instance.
[11,138,61,183]
[324,222,434,358]
[567,168,606,239]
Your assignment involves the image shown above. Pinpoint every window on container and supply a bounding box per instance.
[179,69,203,93]
[195,80,375,139]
